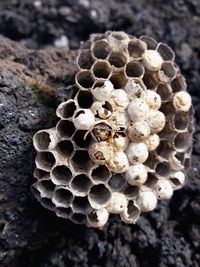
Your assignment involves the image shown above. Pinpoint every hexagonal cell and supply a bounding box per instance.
[144,152,159,170]
[73,130,92,148]
[88,184,111,209]
[56,100,77,119]
[123,185,139,199]
[91,165,111,184]
[155,162,171,178]
[34,168,49,180]
[36,179,55,198]
[183,157,191,170]
[33,130,51,151]
[92,40,111,59]
[143,73,158,90]
[72,197,92,214]
[56,140,74,158]
[36,152,56,171]
[144,173,158,188]
[108,174,126,192]
[140,35,158,49]
[77,49,94,69]
[174,133,190,152]
[70,174,92,196]
[158,61,176,82]
[174,112,189,132]
[92,60,112,79]
[156,84,172,102]
[56,120,75,138]
[71,213,86,224]
[77,90,93,108]
[55,207,73,219]
[170,75,186,92]
[41,197,55,211]
[121,200,141,224]
[156,141,173,160]
[51,165,73,185]
[128,39,146,59]
[110,72,127,89]
[76,70,95,89]
[108,52,127,68]
[52,188,73,207]
[157,43,175,61]
[125,61,144,78]
[71,150,92,172]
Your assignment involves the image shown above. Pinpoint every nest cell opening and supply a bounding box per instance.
[108,174,126,191]
[110,73,127,89]
[92,40,111,59]
[60,101,77,119]
[174,133,190,151]
[41,197,55,211]
[156,141,172,160]
[34,131,51,151]
[143,73,158,90]
[52,165,73,185]
[71,150,91,172]
[72,197,92,214]
[56,207,73,218]
[76,70,95,89]
[174,112,188,131]
[73,130,92,148]
[53,188,73,207]
[71,174,92,195]
[89,184,111,208]
[37,180,55,197]
[128,40,145,59]
[140,35,158,50]
[124,185,139,199]
[36,152,55,171]
[155,162,171,178]
[156,84,172,102]
[125,61,144,78]
[77,49,94,69]
[34,168,49,180]
[91,165,111,183]
[157,43,175,61]
[56,140,74,158]
[92,60,112,79]
[126,200,141,221]
[77,90,93,108]
[108,52,127,68]
[160,62,176,79]
[171,76,186,92]
[57,120,75,138]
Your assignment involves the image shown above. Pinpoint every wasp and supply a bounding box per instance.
[84,122,113,143]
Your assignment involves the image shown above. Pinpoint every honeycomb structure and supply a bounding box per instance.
[33,31,193,228]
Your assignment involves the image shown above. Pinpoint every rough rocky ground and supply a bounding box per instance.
[0,0,200,266]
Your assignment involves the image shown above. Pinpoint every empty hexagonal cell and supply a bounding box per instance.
[108,52,127,68]
[143,73,158,90]
[51,165,73,185]
[144,173,158,188]
[92,40,111,59]
[41,197,55,211]
[125,61,144,78]
[156,84,172,102]
[91,165,111,184]
[72,197,92,214]
[36,152,56,171]
[34,168,49,180]
[123,185,139,199]
[183,157,191,170]
[157,43,175,61]
[121,200,141,224]
[73,130,92,148]
[170,75,186,92]
[71,213,86,224]
[55,207,73,219]
[77,90,93,108]
[92,60,112,79]
[155,162,171,178]
[36,179,55,198]
[52,188,73,207]
[169,151,185,171]
[144,152,159,170]
[71,150,92,172]
[33,130,51,151]
[56,140,74,158]
[110,72,127,89]
[174,133,191,152]
[128,39,146,59]
[88,184,111,209]
[158,61,176,82]
[56,120,75,138]
[174,112,189,131]
[108,174,126,192]
[70,174,92,196]
[140,35,158,49]
[77,49,94,69]
[76,70,95,89]
[156,141,173,160]
[56,100,77,119]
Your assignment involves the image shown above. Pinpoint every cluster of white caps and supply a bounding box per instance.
[32,31,193,228]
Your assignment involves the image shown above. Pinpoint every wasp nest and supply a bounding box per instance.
[32,31,193,228]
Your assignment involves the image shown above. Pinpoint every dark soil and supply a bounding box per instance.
[0,0,200,266]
